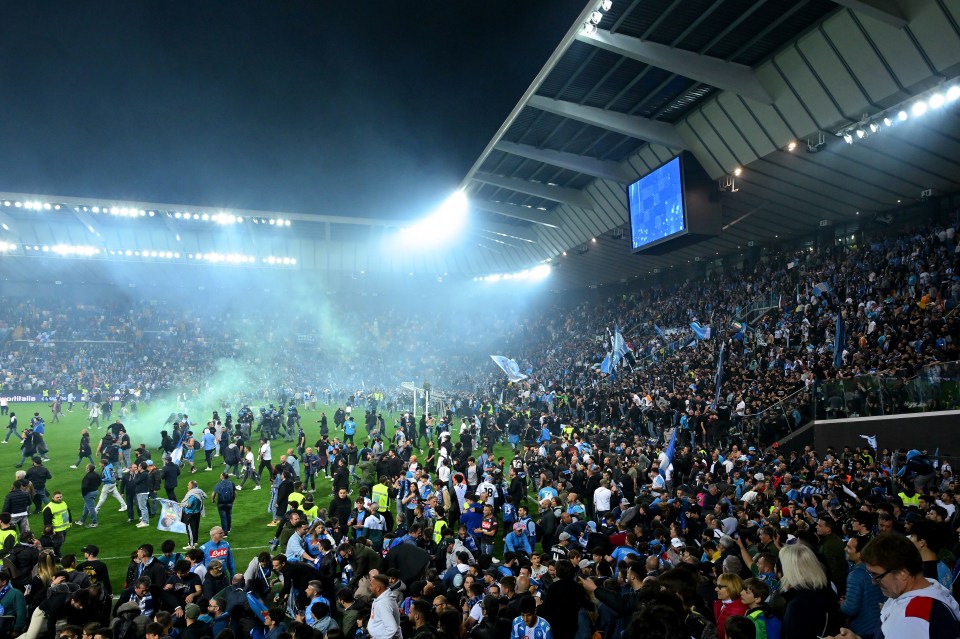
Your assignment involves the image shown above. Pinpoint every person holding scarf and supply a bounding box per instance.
[181,480,207,550]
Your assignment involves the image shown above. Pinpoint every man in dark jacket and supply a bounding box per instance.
[3,481,33,534]
[79,464,102,527]
[161,456,180,500]
[328,488,353,529]
[25,456,53,514]
[339,541,381,590]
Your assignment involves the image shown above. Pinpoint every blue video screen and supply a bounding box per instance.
[627,156,686,251]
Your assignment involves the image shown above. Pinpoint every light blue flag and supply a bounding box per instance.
[490,355,528,382]
[610,325,630,369]
[600,354,611,375]
[690,322,712,340]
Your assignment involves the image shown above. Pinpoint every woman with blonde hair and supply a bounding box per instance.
[713,573,747,639]
[778,543,841,639]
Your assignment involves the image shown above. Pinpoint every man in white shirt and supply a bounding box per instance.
[366,573,401,639]
[593,479,612,521]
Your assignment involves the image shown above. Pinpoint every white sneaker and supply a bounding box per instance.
[136,522,149,528]
[70,465,77,469]
[235,486,242,491]
[253,485,262,491]
[1,441,7,445]
[204,468,212,471]
[88,523,98,528]
[118,506,128,512]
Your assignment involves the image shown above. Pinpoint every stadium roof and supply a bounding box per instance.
[2,0,960,290]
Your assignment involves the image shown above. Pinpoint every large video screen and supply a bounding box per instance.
[627,156,686,252]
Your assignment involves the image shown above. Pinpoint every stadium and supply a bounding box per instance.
[0,1,959,639]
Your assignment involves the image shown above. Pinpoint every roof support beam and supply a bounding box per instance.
[471,198,559,227]
[472,172,594,209]
[527,95,688,150]
[575,29,774,104]
[830,0,908,28]
[494,140,634,183]
[472,221,538,244]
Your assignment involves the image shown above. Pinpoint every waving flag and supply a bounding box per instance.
[834,313,846,369]
[812,281,832,297]
[714,342,725,407]
[690,322,712,340]
[659,427,678,478]
[859,434,877,450]
[610,325,630,369]
[490,355,528,382]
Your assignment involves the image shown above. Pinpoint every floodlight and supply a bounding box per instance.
[912,101,927,116]
[855,128,866,139]
[399,190,468,247]
[897,110,907,121]
[947,86,960,102]
[582,22,597,35]
[600,0,612,10]
[843,133,853,144]
[733,167,742,176]
[883,117,892,127]
[529,264,551,281]
[869,122,879,133]
[43,203,51,210]
[929,93,945,109]
[787,141,796,151]
[589,10,603,24]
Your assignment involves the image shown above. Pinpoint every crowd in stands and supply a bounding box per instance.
[0,220,959,639]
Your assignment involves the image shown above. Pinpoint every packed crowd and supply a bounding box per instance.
[1,402,959,639]
[0,219,958,639]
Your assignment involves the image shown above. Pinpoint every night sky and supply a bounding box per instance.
[0,1,584,221]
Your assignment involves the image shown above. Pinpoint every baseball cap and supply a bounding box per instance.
[184,604,201,620]
[81,544,99,556]
[671,538,684,548]
[513,522,525,533]
[559,532,572,541]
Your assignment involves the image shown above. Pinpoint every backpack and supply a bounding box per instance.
[216,482,236,505]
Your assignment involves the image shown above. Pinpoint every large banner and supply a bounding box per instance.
[157,499,187,534]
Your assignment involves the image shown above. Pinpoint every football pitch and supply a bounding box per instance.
[1,399,518,593]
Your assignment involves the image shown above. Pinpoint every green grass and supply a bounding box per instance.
[4,401,519,593]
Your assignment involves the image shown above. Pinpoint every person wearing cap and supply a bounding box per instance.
[550,532,572,562]
[76,545,111,596]
[504,522,533,558]
[180,603,210,639]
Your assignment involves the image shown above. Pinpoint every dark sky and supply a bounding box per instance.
[0,1,584,221]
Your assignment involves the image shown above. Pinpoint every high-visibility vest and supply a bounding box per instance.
[44,500,71,533]
[372,484,389,510]
[0,528,19,550]
[433,519,449,544]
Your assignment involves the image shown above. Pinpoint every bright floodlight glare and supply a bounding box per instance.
[929,93,945,109]
[582,21,597,35]
[883,117,892,127]
[399,190,468,247]
[869,122,879,133]
[843,133,853,144]
[601,0,612,9]
[529,264,551,280]
[898,110,908,121]
[947,86,960,102]
[787,141,796,151]
[855,128,866,139]
[912,101,927,116]
[589,10,603,24]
